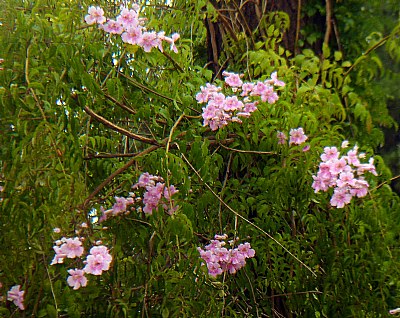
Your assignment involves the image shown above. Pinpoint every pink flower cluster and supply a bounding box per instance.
[196,71,285,131]
[99,172,179,221]
[85,5,180,53]
[7,285,25,310]
[83,246,112,276]
[277,128,308,146]
[197,234,255,277]
[50,237,84,265]
[312,142,377,208]
[50,237,112,290]
[133,172,179,215]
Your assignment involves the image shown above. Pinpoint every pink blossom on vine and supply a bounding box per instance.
[116,7,139,28]
[86,4,179,53]
[312,143,376,208]
[243,101,258,113]
[341,140,349,148]
[349,179,369,198]
[268,71,286,87]
[85,6,106,25]
[328,158,348,176]
[302,144,311,152]
[140,31,161,52]
[223,71,243,87]
[197,72,284,130]
[330,187,352,208]
[121,25,143,45]
[67,269,88,290]
[238,242,256,258]
[161,33,180,53]
[112,196,134,216]
[321,147,339,162]
[143,182,164,214]
[50,237,84,265]
[102,19,123,34]
[223,96,243,112]
[7,285,25,310]
[164,185,179,200]
[289,127,308,145]
[198,235,255,277]
[356,158,377,176]
[133,172,157,189]
[84,246,112,276]
[240,83,255,96]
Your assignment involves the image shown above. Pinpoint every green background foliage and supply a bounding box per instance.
[1,0,400,317]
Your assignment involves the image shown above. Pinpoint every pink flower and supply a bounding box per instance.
[53,227,61,233]
[330,188,352,208]
[60,237,84,259]
[222,71,243,87]
[243,102,258,113]
[133,172,156,189]
[116,8,139,29]
[163,185,178,200]
[241,83,255,96]
[328,158,348,176]
[50,245,67,265]
[207,262,223,277]
[85,6,106,25]
[289,127,308,145]
[223,96,243,112]
[345,147,360,166]
[67,269,88,290]
[84,246,112,275]
[251,81,269,96]
[7,285,25,310]
[302,145,311,152]
[341,140,349,148]
[139,31,160,52]
[268,71,285,87]
[356,159,377,176]
[102,19,123,34]
[121,26,142,45]
[389,308,400,315]
[336,171,356,188]
[112,196,129,215]
[161,33,180,53]
[198,235,255,277]
[321,147,339,162]
[238,242,256,258]
[214,234,228,240]
[312,174,330,193]
[349,179,369,198]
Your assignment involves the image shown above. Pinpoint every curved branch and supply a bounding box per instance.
[84,106,159,146]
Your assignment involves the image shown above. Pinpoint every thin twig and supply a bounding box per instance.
[343,34,393,78]
[118,71,181,104]
[84,152,140,159]
[372,174,400,191]
[219,143,276,155]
